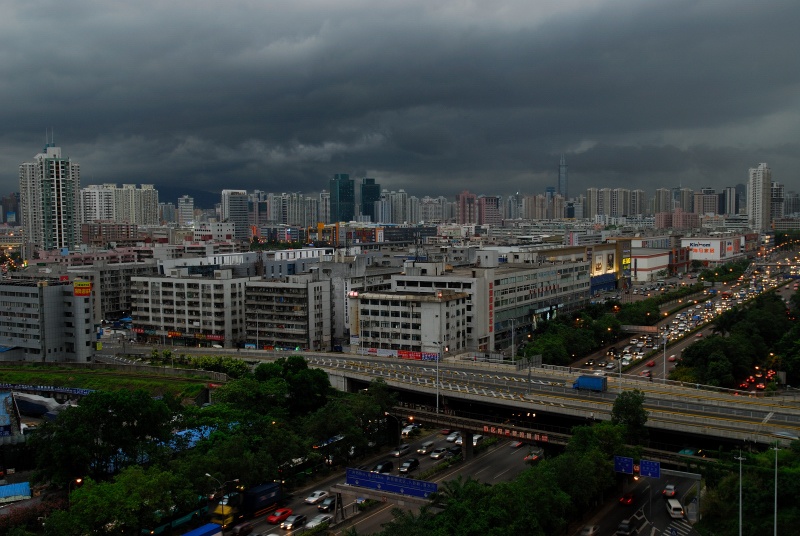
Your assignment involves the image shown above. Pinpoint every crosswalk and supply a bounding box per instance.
[663,519,695,536]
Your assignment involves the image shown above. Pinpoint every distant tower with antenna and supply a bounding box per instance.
[558,154,568,200]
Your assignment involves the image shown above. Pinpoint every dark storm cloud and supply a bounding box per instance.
[1,0,799,203]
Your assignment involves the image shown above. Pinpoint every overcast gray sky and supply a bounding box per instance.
[2,0,799,203]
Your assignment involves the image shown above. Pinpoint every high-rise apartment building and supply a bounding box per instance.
[477,195,501,226]
[81,184,116,222]
[223,190,250,241]
[19,143,81,253]
[630,190,646,216]
[653,188,672,214]
[318,190,331,224]
[748,163,772,232]
[456,190,478,224]
[771,182,785,222]
[177,195,194,226]
[330,174,355,223]
[722,187,739,216]
[585,188,599,219]
[220,190,247,222]
[80,183,159,225]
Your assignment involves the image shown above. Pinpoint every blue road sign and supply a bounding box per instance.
[346,468,438,499]
[614,456,634,474]
[639,459,661,479]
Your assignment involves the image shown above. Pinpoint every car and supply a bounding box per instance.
[440,428,452,435]
[266,508,293,524]
[616,519,637,536]
[317,497,336,512]
[584,359,595,366]
[417,441,435,454]
[371,460,394,473]
[401,425,415,437]
[230,522,255,535]
[619,492,635,506]
[447,445,462,457]
[455,435,464,445]
[606,362,616,370]
[390,444,411,457]
[306,513,333,529]
[446,431,461,442]
[597,360,608,367]
[524,446,544,463]
[305,490,329,504]
[430,447,449,459]
[593,371,606,377]
[509,440,525,448]
[621,358,631,366]
[640,370,652,378]
[668,354,677,362]
[662,484,677,497]
[280,514,307,530]
[646,360,655,367]
[472,434,484,446]
[580,525,601,536]
[696,332,703,338]
[399,458,419,473]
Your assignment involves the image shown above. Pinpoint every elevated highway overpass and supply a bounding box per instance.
[299,355,800,448]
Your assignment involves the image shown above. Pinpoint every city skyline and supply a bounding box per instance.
[1,1,799,197]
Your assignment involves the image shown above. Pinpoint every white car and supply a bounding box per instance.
[446,431,461,442]
[306,513,333,529]
[305,490,329,504]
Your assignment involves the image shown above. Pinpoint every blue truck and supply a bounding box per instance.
[181,524,221,536]
[572,375,608,392]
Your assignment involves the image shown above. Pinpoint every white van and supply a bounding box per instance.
[665,498,684,518]
[417,441,435,454]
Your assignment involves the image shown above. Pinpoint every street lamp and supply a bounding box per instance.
[773,443,780,536]
[68,478,82,508]
[735,451,746,536]
[206,474,239,533]
[384,412,401,447]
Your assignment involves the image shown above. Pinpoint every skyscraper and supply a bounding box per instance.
[360,177,381,222]
[19,142,81,253]
[748,163,772,232]
[330,174,355,223]
[558,154,568,199]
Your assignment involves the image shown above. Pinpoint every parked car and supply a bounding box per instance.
[280,514,307,530]
[305,490,329,504]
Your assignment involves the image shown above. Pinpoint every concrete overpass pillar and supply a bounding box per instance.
[462,431,474,460]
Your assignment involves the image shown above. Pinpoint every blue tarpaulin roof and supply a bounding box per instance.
[0,482,31,502]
